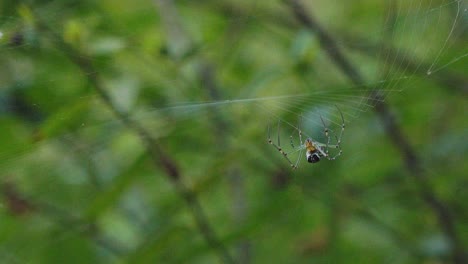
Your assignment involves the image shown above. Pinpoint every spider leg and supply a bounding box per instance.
[335,106,345,145]
[323,107,345,160]
[290,134,295,149]
[329,106,345,160]
[314,143,328,157]
[268,122,298,169]
[298,115,304,146]
[328,135,343,160]
[318,106,345,161]
[290,115,304,150]
[293,116,305,168]
[294,148,303,168]
[320,114,331,158]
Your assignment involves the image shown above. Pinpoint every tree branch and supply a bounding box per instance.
[286,1,466,263]
[35,19,234,264]
[154,0,250,262]
[0,180,125,257]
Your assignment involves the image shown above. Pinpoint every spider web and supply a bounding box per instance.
[0,0,466,262]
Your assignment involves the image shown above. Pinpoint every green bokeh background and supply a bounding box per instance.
[0,0,466,263]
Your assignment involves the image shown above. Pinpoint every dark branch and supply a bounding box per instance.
[287,1,466,263]
[35,18,234,264]
[0,180,125,257]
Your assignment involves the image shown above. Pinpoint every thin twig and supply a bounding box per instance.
[0,180,125,257]
[154,0,250,262]
[35,18,235,264]
[199,64,251,264]
[287,0,466,263]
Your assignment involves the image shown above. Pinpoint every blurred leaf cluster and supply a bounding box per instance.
[0,0,466,263]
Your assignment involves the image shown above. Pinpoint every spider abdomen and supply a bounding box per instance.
[307,150,321,163]
[268,107,344,169]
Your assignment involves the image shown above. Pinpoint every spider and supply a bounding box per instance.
[267,107,345,169]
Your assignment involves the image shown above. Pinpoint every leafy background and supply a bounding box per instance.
[0,0,467,263]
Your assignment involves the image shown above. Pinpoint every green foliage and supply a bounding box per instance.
[0,0,466,263]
